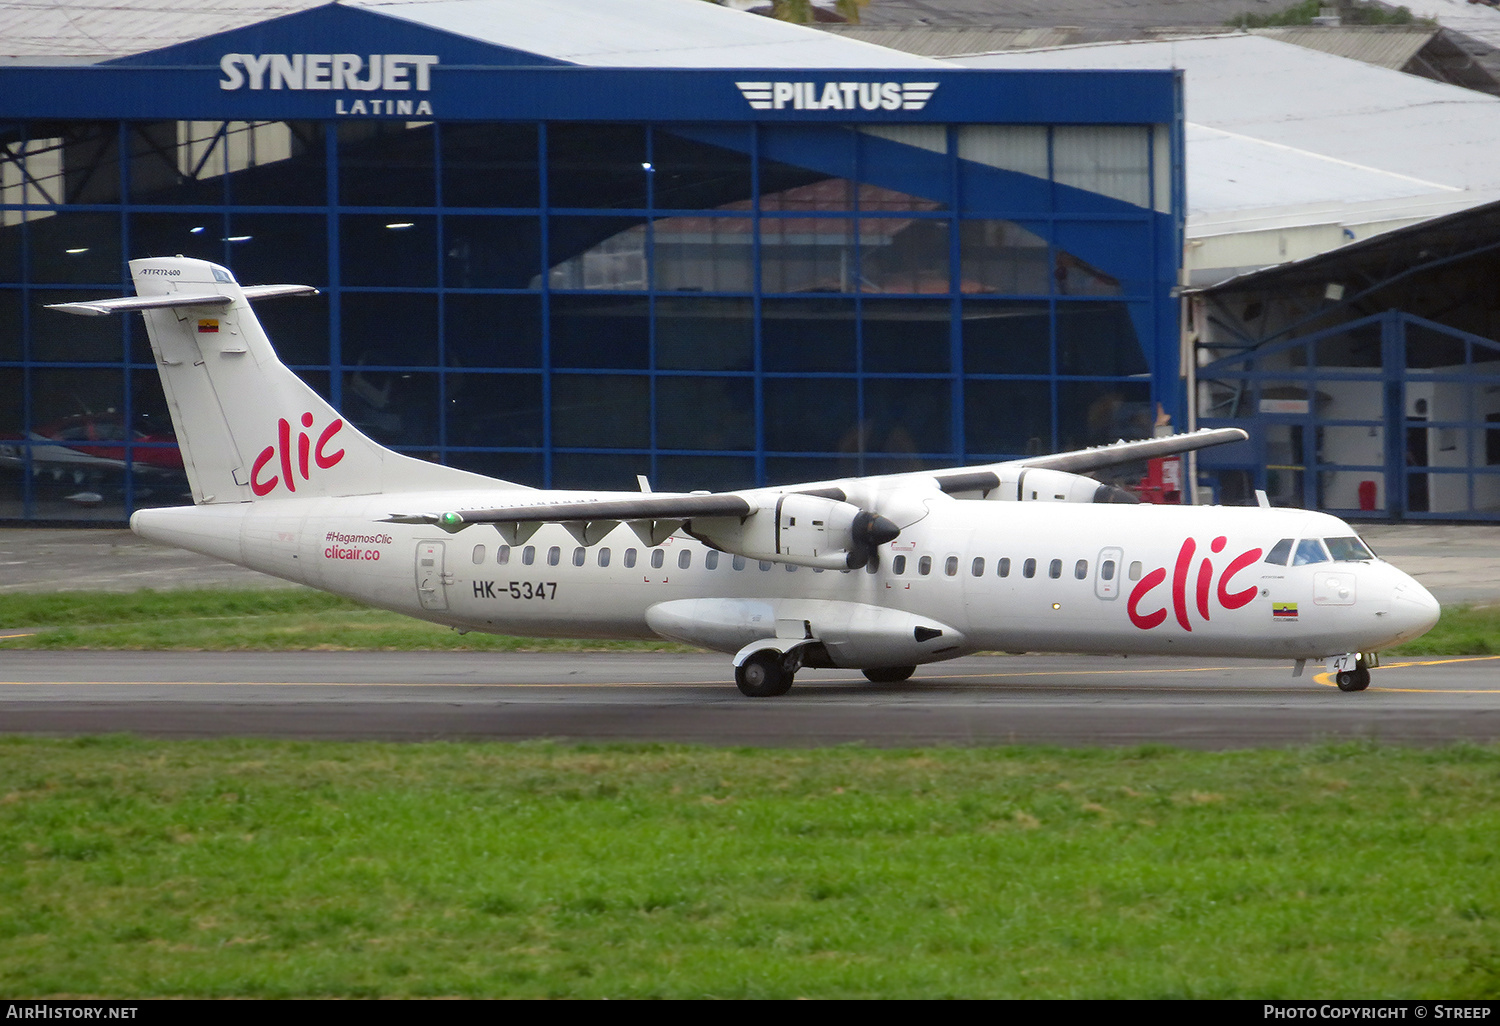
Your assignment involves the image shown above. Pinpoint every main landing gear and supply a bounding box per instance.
[735,650,794,698]
[862,666,916,683]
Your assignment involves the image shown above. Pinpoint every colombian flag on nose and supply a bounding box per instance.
[1273,602,1299,619]
[197,318,219,333]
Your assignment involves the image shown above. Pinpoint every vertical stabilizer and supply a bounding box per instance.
[54,257,520,504]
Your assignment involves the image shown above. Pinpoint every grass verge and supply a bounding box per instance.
[1,738,1497,998]
[0,588,1494,654]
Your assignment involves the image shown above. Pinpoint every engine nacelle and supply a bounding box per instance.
[993,466,1137,504]
[688,493,898,570]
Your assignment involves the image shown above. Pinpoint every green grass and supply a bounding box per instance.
[0,589,693,652]
[0,738,1497,997]
[0,588,1495,655]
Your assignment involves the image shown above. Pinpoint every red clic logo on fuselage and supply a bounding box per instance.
[1127,536,1263,632]
[250,413,345,496]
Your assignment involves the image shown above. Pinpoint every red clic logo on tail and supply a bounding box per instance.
[250,413,345,496]
[1127,536,1262,632]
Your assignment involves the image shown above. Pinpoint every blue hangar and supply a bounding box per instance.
[0,0,1184,523]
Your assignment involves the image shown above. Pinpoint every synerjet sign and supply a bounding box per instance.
[219,54,439,118]
[737,81,939,112]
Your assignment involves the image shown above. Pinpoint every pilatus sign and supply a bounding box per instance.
[736,81,939,111]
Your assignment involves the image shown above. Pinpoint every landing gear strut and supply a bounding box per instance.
[735,649,795,698]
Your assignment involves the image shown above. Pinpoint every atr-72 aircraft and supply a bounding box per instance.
[49,257,1440,696]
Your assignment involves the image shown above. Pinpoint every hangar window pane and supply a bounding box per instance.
[764,378,857,453]
[548,123,648,210]
[766,456,860,484]
[131,122,222,205]
[962,300,1050,376]
[1054,223,1141,297]
[338,122,435,207]
[30,290,124,362]
[959,220,1051,296]
[551,374,649,448]
[1056,302,1147,376]
[253,290,330,366]
[0,290,19,360]
[759,217,855,294]
[762,298,856,372]
[656,376,754,451]
[863,299,951,373]
[1052,126,1150,209]
[550,295,648,369]
[440,123,539,209]
[656,455,754,492]
[445,373,543,448]
[42,123,122,206]
[552,453,642,491]
[655,297,753,371]
[651,127,753,210]
[444,294,541,369]
[0,215,18,284]
[651,215,753,293]
[1057,381,1151,452]
[443,215,541,289]
[547,218,646,290]
[28,212,121,285]
[760,126,856,212]
[341,369,439,447]
[858,127,951,210]
[966,379,1052,457]
[228,213,329,288]
[225,122,326,206]
[859,217,949,294]
[957,125,1048,180]
[863,377,951,454]
[342,292,438,367]
[444,450,542,489]
[339,215,436,287]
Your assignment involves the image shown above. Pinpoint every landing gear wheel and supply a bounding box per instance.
[862,665,916,684]
[736,650,794,698]
[1336,668,1371,692]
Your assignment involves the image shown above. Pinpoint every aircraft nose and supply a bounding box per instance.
[1388,573,1441,643]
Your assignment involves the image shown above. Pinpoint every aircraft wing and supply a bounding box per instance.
[926,427,1249,496]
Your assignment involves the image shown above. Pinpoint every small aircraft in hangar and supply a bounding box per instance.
[49,257,1440,696]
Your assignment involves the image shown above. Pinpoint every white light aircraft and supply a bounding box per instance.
[49,257,1441,696]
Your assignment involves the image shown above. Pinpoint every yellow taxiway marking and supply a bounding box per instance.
[1314,654,1500,693]
[0,631,36,640]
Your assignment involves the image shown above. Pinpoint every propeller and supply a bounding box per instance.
[845,509,901,570]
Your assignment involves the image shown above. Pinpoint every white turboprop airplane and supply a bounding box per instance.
[48,257,1441,696]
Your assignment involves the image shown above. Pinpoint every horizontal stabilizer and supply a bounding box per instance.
[46,284,318,317]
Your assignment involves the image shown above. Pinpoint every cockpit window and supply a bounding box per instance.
[1264,539,1293,566]
[1324,536,1375,562]
[1292,539,1330,566]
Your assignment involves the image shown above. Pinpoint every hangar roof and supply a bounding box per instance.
[0,0,940,67]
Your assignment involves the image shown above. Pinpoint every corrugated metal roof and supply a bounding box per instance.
[845,0,1304,29]
[1252,26,1436,70]
[0,0,942,66]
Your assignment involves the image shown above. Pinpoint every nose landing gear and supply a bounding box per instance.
[1330,652,1376,692]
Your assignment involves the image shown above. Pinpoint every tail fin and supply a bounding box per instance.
[49,256,520,504]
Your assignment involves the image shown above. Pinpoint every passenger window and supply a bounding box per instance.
[865,560,878,574]
[1325,536,1374,561]
[705,551,719,570]
[472,544,485,565]
[998,557,1010,578]
[624,548,637,568]
[759,560,773,571]
[651,549,665,569]
[785,564,797,572]
[1128,561,1142,580]
[572,547,586,567]
[679,549,692,569]
[1293,539,1330,566]
[918,555,932,576]
[1265,539,1293,566]
[1101,559,1115,581]
[945,556,959,577]
[497,545,511,566]
[1074,559,1088,580]
[1023,558,1036,579]
[1049,559,1062,579]
[598,547,611,567]
[548,546,561,567]
[971,557,985,577]
[732,554,746,570]
[893,555,907,575]
[522,546,536,566]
